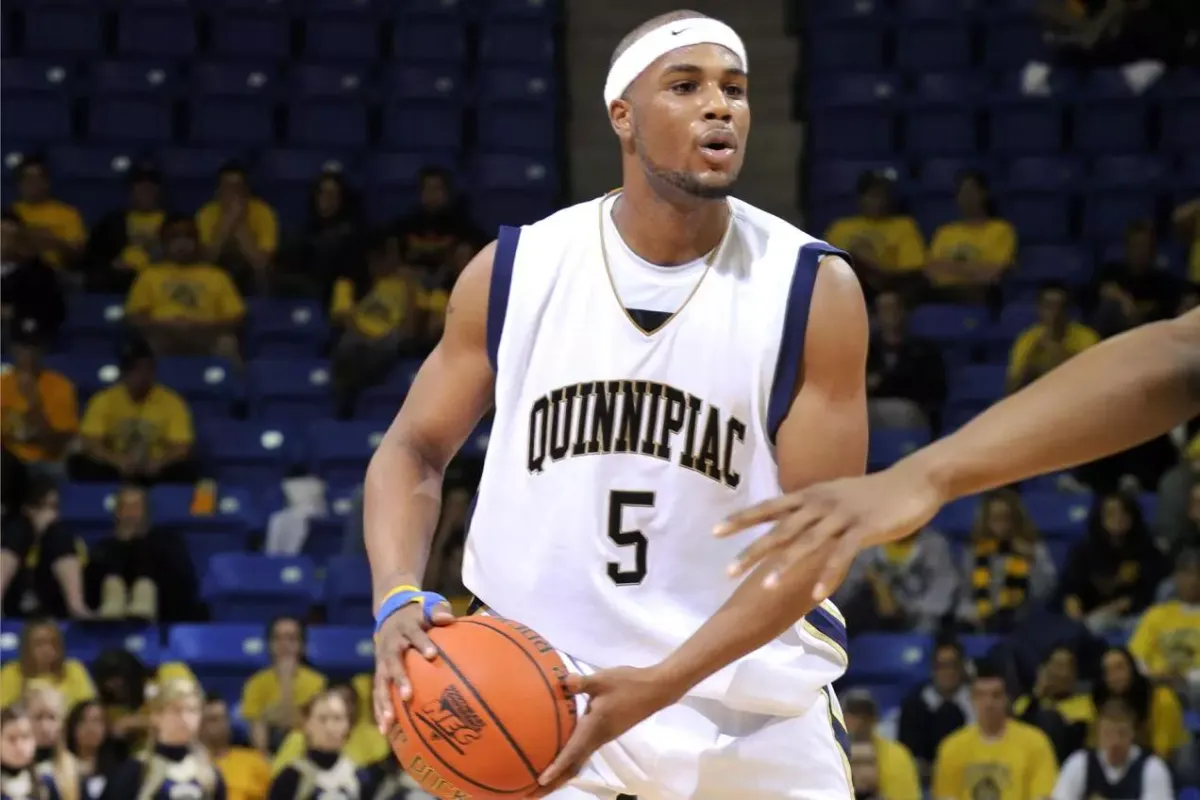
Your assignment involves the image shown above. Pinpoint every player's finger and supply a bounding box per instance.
[713,494,802,537]
[381,635,413,703]
[402,622,440,660]
[536,721,594,791]
[812,530,862,602]
[428,601,456,626]
[563,672,594,697]
[373,664,397,733]
[728,503,824,577]
[762,513,847,590]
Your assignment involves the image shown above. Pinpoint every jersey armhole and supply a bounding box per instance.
[765,242,852,445]
[486,225,522,372]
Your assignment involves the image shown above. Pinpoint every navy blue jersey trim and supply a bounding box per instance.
[766,242,851,444]
[486,225,521,372]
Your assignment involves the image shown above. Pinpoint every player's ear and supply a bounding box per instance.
[609,99,634,144]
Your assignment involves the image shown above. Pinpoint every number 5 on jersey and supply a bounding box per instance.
[607,490,655,586]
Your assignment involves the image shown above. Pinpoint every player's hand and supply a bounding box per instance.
[372,599,455,734]
[714,466,947,601]
[535,666,681,796]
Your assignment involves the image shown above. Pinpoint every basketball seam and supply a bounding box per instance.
[400,684,522,796]
[459,617,568,748]
[432,637,543,783]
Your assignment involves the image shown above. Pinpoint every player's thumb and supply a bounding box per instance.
[564,672,595,696]
[429,602,456,625]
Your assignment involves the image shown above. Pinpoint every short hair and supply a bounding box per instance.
[973,658,1007,685]
[856,170,893,196]
[1039,279,1070,297]
[842,689,878,720]
[933,634,964,658]
[217,160,247,179]
[1126,218,1155,237]
[610,10,710,67]
[1098,698,1137,725]
[15,155,48,179]
[23,475,58,508]
[417,165,451,186]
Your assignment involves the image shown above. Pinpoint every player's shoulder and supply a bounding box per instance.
[728,197,827,252]
[508,197,604,241]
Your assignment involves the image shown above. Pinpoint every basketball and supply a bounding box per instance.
[387,615,578,800]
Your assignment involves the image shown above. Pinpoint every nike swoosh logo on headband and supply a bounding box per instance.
[670,27,687,35]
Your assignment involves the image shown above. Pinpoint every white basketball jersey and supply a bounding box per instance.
[463,194,851,716]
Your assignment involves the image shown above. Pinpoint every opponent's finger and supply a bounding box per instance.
[762,512,849,589]
[428,602,456,626]
[812,530,862,602]
[402,623,440,660]
[728,503,825,577]
[713,494,802,537]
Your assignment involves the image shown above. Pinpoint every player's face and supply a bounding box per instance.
[617,43,749,199]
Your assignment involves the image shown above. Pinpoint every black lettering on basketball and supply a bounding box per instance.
[508,621,554,654]
[408,754,473,800]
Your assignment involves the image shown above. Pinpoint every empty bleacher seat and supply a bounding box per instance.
[808,25,886,72]
[91,61,178,96]
[988,101,1063,154]
[287,64,369,98]
[325,555,372,625]
[477,108,557,155]
[907,303,987,345]
[307,420,387,484]
[118,8,198,57]
[362,151,457,217]
[25,6,103,56]
[1022,491,1091,539]
[246,298,328,358]
[40,354,118,399]
[191,63,278,97]
[381,104,463,152]
[149,485,259,567]
[50,145,139,183]
[990,302,1039,343]
[868,428,932,471]
[188,99,275,146]
[1001,156,1084,192]
[983,21,1046,67]
[811,159,904,199]
[474,153,558,193]
[480,0,559,22]
[256,150,355,188]
[479,23,555,65]
[2,95,72,142]
[380,64,466,102]
[303,14,380,61]
[203,420,298,486]
[203,554,319,623]
[356,359,422,420]
[393,23,466,63]
[0,620,22,661]
[916,158,986,194]
[393,0,468,21]
[948,364,1007,405]
[247,359,335,421]
[896,23,972,71]
[996,192,1071,244]
[811,73,900,108]
[58,294,129,354]
[58,483,122,543]
[846,633,932,686]
[1082,192,1156,242]
[167,623,270,702]
[157,147,244,183]
[287,101,370,148]
[896,0,976,19]
[87,98,174,144]
[307,626,374,676]
[156,357,242,418]
[2,60,74,94]
[212,12,291,59]
[1089,155,1166,189]
[477,67,556,108]
[70,625,162,667]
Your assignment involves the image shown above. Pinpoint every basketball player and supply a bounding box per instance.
[366,9,869,800]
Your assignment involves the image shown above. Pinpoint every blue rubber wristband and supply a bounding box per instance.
[373,589,451,636]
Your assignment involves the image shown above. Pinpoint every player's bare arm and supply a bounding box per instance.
[537,254,869,788]
[720,305,1200,601]
[365,241,495,730]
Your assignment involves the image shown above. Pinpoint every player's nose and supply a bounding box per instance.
[699,86,733,122]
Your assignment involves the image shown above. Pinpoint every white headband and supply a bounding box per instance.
[603,18,748,108]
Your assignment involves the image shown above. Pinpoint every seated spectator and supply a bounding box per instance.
[241,616,326,754]
[0,620,95,709]
[267,688,367,800]
[1050,699,1173,800]
[416,237,478,349]
[25,683,80,797]
[0,479,90,620]
[11,156,85,270]
[101,678,225,800]
[824,171,926,300]
[933,660,1059,800]
[393,166,480,272]
[958,489,1057,634]
[1091,220,1180,337]
[897,637,974,782]
[198,697,270,800]
[125,215,245,361]
[196,162,278,293]
[329,232,419,418]
[85,484,200,622]
[866,290,947,431]
[69,339,199,486]
[91,649,197,757]
[0,703,60,799]
[1,208,66,341]
[835,526,958,635]
[1061,493,1167,634]
[80,163,168,294]
[278,171,365,301]
[1092,646,1186,762]
[66,700,122,800]
[1014,645,1096,764]
[1128,549,1200,707]
[849,740,884,800]
[1007,282,1100,393]
[0,320,79,480]
[271,681,388,776]
[926,171,1017,304]
[1173,197,1200,283]
[842,690,921,800]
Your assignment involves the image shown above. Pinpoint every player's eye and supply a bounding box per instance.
[671,81,698,94]
[724,84,746,98]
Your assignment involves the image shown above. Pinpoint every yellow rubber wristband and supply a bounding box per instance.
[377,584,422,610]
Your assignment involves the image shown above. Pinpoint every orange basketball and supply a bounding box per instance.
[388,615,577,800]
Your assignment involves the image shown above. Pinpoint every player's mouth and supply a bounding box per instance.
[697,130,738,166]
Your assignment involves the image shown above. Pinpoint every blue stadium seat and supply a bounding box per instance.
[912,72,986,105]
[474,153,558,193]
[381,104,463,152]
[393,0,468,21]
[809,110,895,157]
[477,67,556,108]
[1074,102,1147,154]
[907,304,988,345]
[306,626,374,676]
[191,63,279,97]
[212,12,291,59]
[1001,156,1083,192]
[325,555,372,625]
[203,554,319,623]
[811,73,900,108]
[1015,244,1093,286]
[1089,155,1166,189]
[991,302,1039,342]
[846,633,932,686]
[931,496,979,538]
[2,95,72,142]
[157,147,244,183]
[1,60,74,94]
[1164,104,1200,152]
[118,8,198,58]
[149,485,260,534]
[303,15,380,62]
[983,21,1046,67]
[287,64,369,98]
[203,419,299,487]
[811,159,904,199]
[70,625,162,667]
[1082,192,1156,242]
[167,624,270,702]
[393,23,467,63]
[903,107,977,157]
[808,26,885,72]
[255,150,356,188]
[156,357,242,419]
[58,483,122,542]
[477,108,557,155]
[1180,787,1200,800]
[87,98,173,144]
[356,358,422,420]
[188,99,275,146]
[50,145,140,183]
[287,101,369,148]
[247,359,335,421]
[474,191,556,230]
[379,64,466,103]
[0,620,22,661]
[91,61,178,96]
[996,192,1071,243]
[25,6,102,56]
[947,364,1006,405]
[40,354,118,399]
[909,195,959,233]
[896,23,972,71]
[959,634,999,662]
[246,298,328,358]
[868,428,932,471]
[916,158,985,194]
[988,101,1063,154]
[58,294,129,354]
[807,0,890,23]
[480,0,559,22]
[307,420,387,485]
[1022,491,1091,540]
[479,23,555,65]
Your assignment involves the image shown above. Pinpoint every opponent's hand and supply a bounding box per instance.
[535,666,680,796]
[373,599,455,734]
[714,466,946,601]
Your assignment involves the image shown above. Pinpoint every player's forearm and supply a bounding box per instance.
[363,434,446,608]
[913,312,1200,504]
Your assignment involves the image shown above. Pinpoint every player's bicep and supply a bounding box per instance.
[775,256,869,493]
[386,242,497,471]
